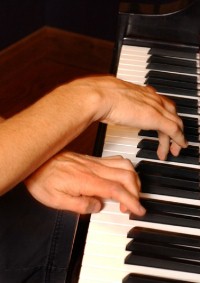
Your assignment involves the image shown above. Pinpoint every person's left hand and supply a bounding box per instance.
[24,151,145,215]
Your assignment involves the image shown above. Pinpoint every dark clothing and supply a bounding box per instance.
[0,183,78,283]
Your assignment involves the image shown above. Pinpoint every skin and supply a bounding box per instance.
[0,75,187,215]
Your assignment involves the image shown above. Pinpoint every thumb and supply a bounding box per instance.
[64,195,102,214]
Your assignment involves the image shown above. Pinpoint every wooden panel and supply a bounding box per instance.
[0,27,114,154]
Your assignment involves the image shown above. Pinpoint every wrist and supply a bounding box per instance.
[57,77,104,124]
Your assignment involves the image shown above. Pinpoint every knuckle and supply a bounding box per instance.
[121,158,133,170]
[178,117,184,129]
[109,183,123,199]
[169,100,176,111]
[115,155,125,160]
[167,100,177,113]
[171,122,180,135]
[124,170,138,183]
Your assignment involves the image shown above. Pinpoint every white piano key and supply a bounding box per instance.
[104,123,200,164]
[78,44,200,283]
[122,45,150,54]
[86,219,131,237]
[79,206,200,282]
[103,143,200,171]
[122,44,200,62]
[91,206,200,236]
[79,254,200,283]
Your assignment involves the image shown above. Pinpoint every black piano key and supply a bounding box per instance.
[142,116,199,132]
[148,48,198,60]
[138,129,158,138]
[184,126,199,136]
[137,148,199,164]
[148,84,197,96]
[126,241,200,261]
[140,173,199,190]
[140,199,200,218]
[138,115,199,142]
[131,199,200,228]
[137,139,198,160]
[136,139,157,151]
[139,125,199,137]
[164,95,198,109]
[139,116,199,132]
[145,77,198,91]
[176,106,197,115]
[136,149,159,161]
[127,227,200,248]
[136,161,199,191]
[181,132,198,143]
[146,93,198,115]
[135,160,199,181]
[147,62,197,75]
[138,129,199,143]
[138,127,199,142]
[146,70,198,84]
[141,183,199,199]
[137,139,199,165]
[140,182,199,199]
[147,55,197,69]
[181,116,199,128]
[125,252,200,274]
[123,273,189,283]
[139,128,198,138]
[137,139,157,151]
[133,211,200,229]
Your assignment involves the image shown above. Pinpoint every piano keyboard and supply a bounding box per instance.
[78,45,200,283]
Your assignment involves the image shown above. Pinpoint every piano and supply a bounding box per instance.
[70,1,200,282]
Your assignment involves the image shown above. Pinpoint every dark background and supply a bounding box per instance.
[0,0,120,50]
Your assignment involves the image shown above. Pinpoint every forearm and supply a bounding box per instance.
[0,80,99,194]
[0,75,186,196]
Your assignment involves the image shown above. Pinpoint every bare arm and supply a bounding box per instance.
[0,75,187,214]
[0,82,98,193]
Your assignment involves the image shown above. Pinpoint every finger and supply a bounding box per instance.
[59,152,141,198]
[75,154,141,196]
[92,162,141,197]
[160,95,176,110]
[120,203,129,213]
[159,96,187,155]
[160,95,184,132]
[97,156,137,174]
[170,142,182,157]
[83,176,145,216]
[143,90,187,150]
[157,132,170,161]
[157,132,182,160]
[145,85,165,103]
[155,97,176,160]
[152,111,187,149]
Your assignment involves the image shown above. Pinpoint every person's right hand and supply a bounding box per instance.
[66,75,188,161]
